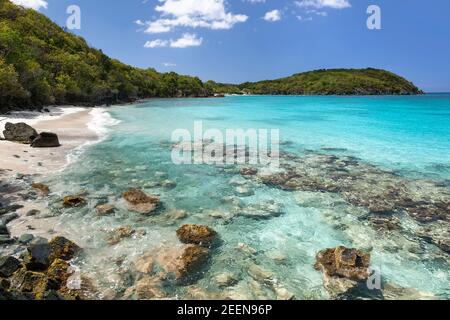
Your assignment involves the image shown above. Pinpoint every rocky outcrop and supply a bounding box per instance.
[1,236,84,300]
[0,256,21,277]
[122,188,160,214]
[176,224,217,247]
[315,246,371,297]
[24,236,81,271]
[31,132,60,148]
[2,122,38,144]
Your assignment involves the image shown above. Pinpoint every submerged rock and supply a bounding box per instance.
[176,224,217,247]
[95,204,116,215]
[31,183,50,195]
[240,167,258,176]
[135,276,166,300]
[214,272,238,288]
[122,188,160,214]
[31,132,60,148]
[63,195,86,208]
[167,209,188,220]
[134,254,154,274]
[106,226,135,245]
[156,245,210,281]
[3,122,38,144]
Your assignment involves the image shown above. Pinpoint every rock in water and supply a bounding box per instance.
[49,236,81,261]
[0,256,21,277]
[63,196,86,208]
[315,246,371,297]
[47,259,72,286]
[315,246,371,281]
[31,132,60,148]
[176,224,217,247]
[31,183,50,195]
[2,122,38,144]
[122,188,160,214]
[177,245,210,280]
[134,254,154,274]
[106,226,135,245]
[156,245,210,281]
[135,276,166,299]
[95,204,116,215]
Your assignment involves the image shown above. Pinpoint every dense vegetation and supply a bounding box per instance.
[208,68,423,96]
[0,0,422,113]
[0,0,212,113]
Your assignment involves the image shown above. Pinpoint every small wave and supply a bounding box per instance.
[66,108,121,165]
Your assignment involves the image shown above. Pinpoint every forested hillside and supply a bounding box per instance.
[208,68,423,96]
[0,0,212,113]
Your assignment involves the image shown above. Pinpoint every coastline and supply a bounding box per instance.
[0,106,117,240]
[0,106,114,177]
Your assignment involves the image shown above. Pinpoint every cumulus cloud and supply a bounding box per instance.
[144,39,169,48]
[263,10,281,22]
[294,0,351,9]
[144,33,203,49]
[170,33,203,48]
[10,0,48,10]
[141,0,248,34]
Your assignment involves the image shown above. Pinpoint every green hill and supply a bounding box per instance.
[0,0,423,113]
[0,0,212,113]
[208,68,423,96]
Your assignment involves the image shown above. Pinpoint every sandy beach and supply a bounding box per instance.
[0,107,101,177]
[0,106,111,240]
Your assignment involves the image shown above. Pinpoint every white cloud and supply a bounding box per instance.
[144,39,169,48]
[144,33,203,49]
[294,0,351,9]
[243,0,266,3]
[142,0,248,34]
[163,62,177,67]
[169,33,203,48]
[264,10,282,22]
[10,0,48,10]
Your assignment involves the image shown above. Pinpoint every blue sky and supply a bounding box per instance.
[11,0,450,92]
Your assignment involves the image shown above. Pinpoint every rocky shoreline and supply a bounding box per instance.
[1,116,449,300]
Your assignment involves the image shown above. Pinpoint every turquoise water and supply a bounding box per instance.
[48,95,450,299]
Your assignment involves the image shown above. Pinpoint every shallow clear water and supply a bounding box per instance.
[47,95,450,299]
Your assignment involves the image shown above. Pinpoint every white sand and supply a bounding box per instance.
[0,106,116,239]
[0,107,109,176]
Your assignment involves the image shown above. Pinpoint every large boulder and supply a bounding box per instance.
[176,224,217,247]
[31,132,60,148]
[122,188,160,214]
[2,122,38,144]
[24,237,81,271]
